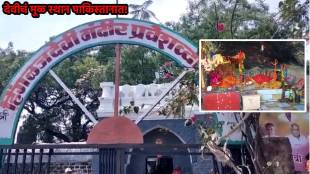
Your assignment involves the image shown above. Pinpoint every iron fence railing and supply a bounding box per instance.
[0,144,217,174]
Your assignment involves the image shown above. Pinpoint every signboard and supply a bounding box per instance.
[260,113,309,172]
[0,18,198,145]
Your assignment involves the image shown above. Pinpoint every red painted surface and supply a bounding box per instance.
[202,92,240,110]
[87,116,144,144]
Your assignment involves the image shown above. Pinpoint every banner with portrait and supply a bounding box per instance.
[260,113,309,172]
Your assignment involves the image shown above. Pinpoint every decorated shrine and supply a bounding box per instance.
[200,41,306,111]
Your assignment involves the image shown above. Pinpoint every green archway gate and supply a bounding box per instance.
[0,18,198,145]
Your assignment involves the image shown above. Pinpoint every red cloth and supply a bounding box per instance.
[172,170,182,174]
[216,23,225,32]
[202,92,240,110]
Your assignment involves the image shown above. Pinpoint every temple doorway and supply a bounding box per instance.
[126,127,192,174]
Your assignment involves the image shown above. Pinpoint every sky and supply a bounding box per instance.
[0,0,282,51]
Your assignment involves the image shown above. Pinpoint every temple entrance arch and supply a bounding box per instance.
[0,18,198,145]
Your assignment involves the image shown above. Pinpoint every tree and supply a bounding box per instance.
[169,0,278,43]
[275,0,309,38]
[122,0,164,85]
[0,43,28,93]
[120,46,162,85]
[160,0,308,173]
[14,43,167,143]
[129,0,160,22]
[17,53,105,143]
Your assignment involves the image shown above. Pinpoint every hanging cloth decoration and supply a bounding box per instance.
[216,22,225,32]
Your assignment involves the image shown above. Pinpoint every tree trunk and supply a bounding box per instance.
[230,0,238,39]
[214,2,219,39]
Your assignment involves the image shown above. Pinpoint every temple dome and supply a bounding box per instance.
[87,116,143,144]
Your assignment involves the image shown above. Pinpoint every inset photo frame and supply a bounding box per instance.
[199,39,307,112]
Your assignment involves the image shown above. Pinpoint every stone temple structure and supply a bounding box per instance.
[95,82,242,174]
[5,82,243,174]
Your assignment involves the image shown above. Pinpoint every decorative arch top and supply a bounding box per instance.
[0,18,198,145]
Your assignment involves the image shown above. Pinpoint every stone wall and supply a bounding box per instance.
[1,162,92,174]
[49,162,92,174]
[0,147,95,174]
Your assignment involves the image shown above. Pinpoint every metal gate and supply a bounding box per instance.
[0,144,218,174]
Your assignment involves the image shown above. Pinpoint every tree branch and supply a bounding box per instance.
[45,128,71,142]
[23,101,36,115]
[230,0,238,39]
[218,113,251,142]
[214,2,219,38]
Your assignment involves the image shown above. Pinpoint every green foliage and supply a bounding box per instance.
[95,44,115,64]
[16,116,37,144]
[159,72,198,118]
[276,0,309,38]
[129,0,160,22]
[160,0,308,119]
[0,43,28,94]
[17,51,105,143]
[0,43,167,143]
[120,46,160,85]
[171,0,279,41]
[120,101,140,115]
[2,46,107,143]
